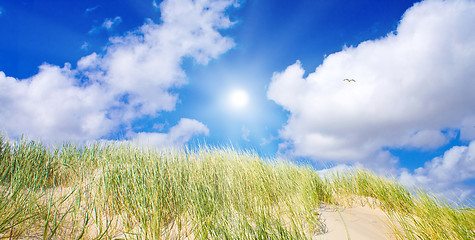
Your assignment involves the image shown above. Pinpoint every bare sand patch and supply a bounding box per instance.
[317,204,396,240]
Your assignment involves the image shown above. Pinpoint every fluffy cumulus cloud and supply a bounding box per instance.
[268,0,475,165]
[0,0,237,144]
[0,66,114,143]
[131,118,209,148]
[400,140,475,201]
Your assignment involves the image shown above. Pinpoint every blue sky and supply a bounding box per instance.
[1,0,475,202]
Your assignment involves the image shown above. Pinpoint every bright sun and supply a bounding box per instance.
[229,89,249,109]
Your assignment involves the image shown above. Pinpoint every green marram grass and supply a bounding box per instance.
[0,134,474,239]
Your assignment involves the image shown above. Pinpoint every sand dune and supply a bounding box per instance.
[318,204,396,240]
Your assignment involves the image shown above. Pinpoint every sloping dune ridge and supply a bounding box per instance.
[0,135,473,239]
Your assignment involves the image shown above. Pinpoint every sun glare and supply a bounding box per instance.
[229,89,249,109]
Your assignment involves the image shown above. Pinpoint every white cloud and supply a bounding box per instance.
[399,140,475,201]
[399,129,453,150]
[460,116,475,141]
[316,164,358,178]
[267,0,475,164]
[102,16,122,30]
[131,118,209,147]
[0,0,237,144]
[81,42,89,50]
[0,65,114,143]
[0,6,4,16]
[94,0,237,117]
[152,0,160,9]
[85,6,99,14]
[89,16,122,34]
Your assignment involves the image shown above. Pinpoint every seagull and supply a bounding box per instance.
[343,79,356,82]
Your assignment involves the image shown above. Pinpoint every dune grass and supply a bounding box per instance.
[0,135,474,239]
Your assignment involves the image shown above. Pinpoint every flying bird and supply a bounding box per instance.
[343,79,356,82]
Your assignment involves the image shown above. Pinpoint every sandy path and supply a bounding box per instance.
[317,205,396,240]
